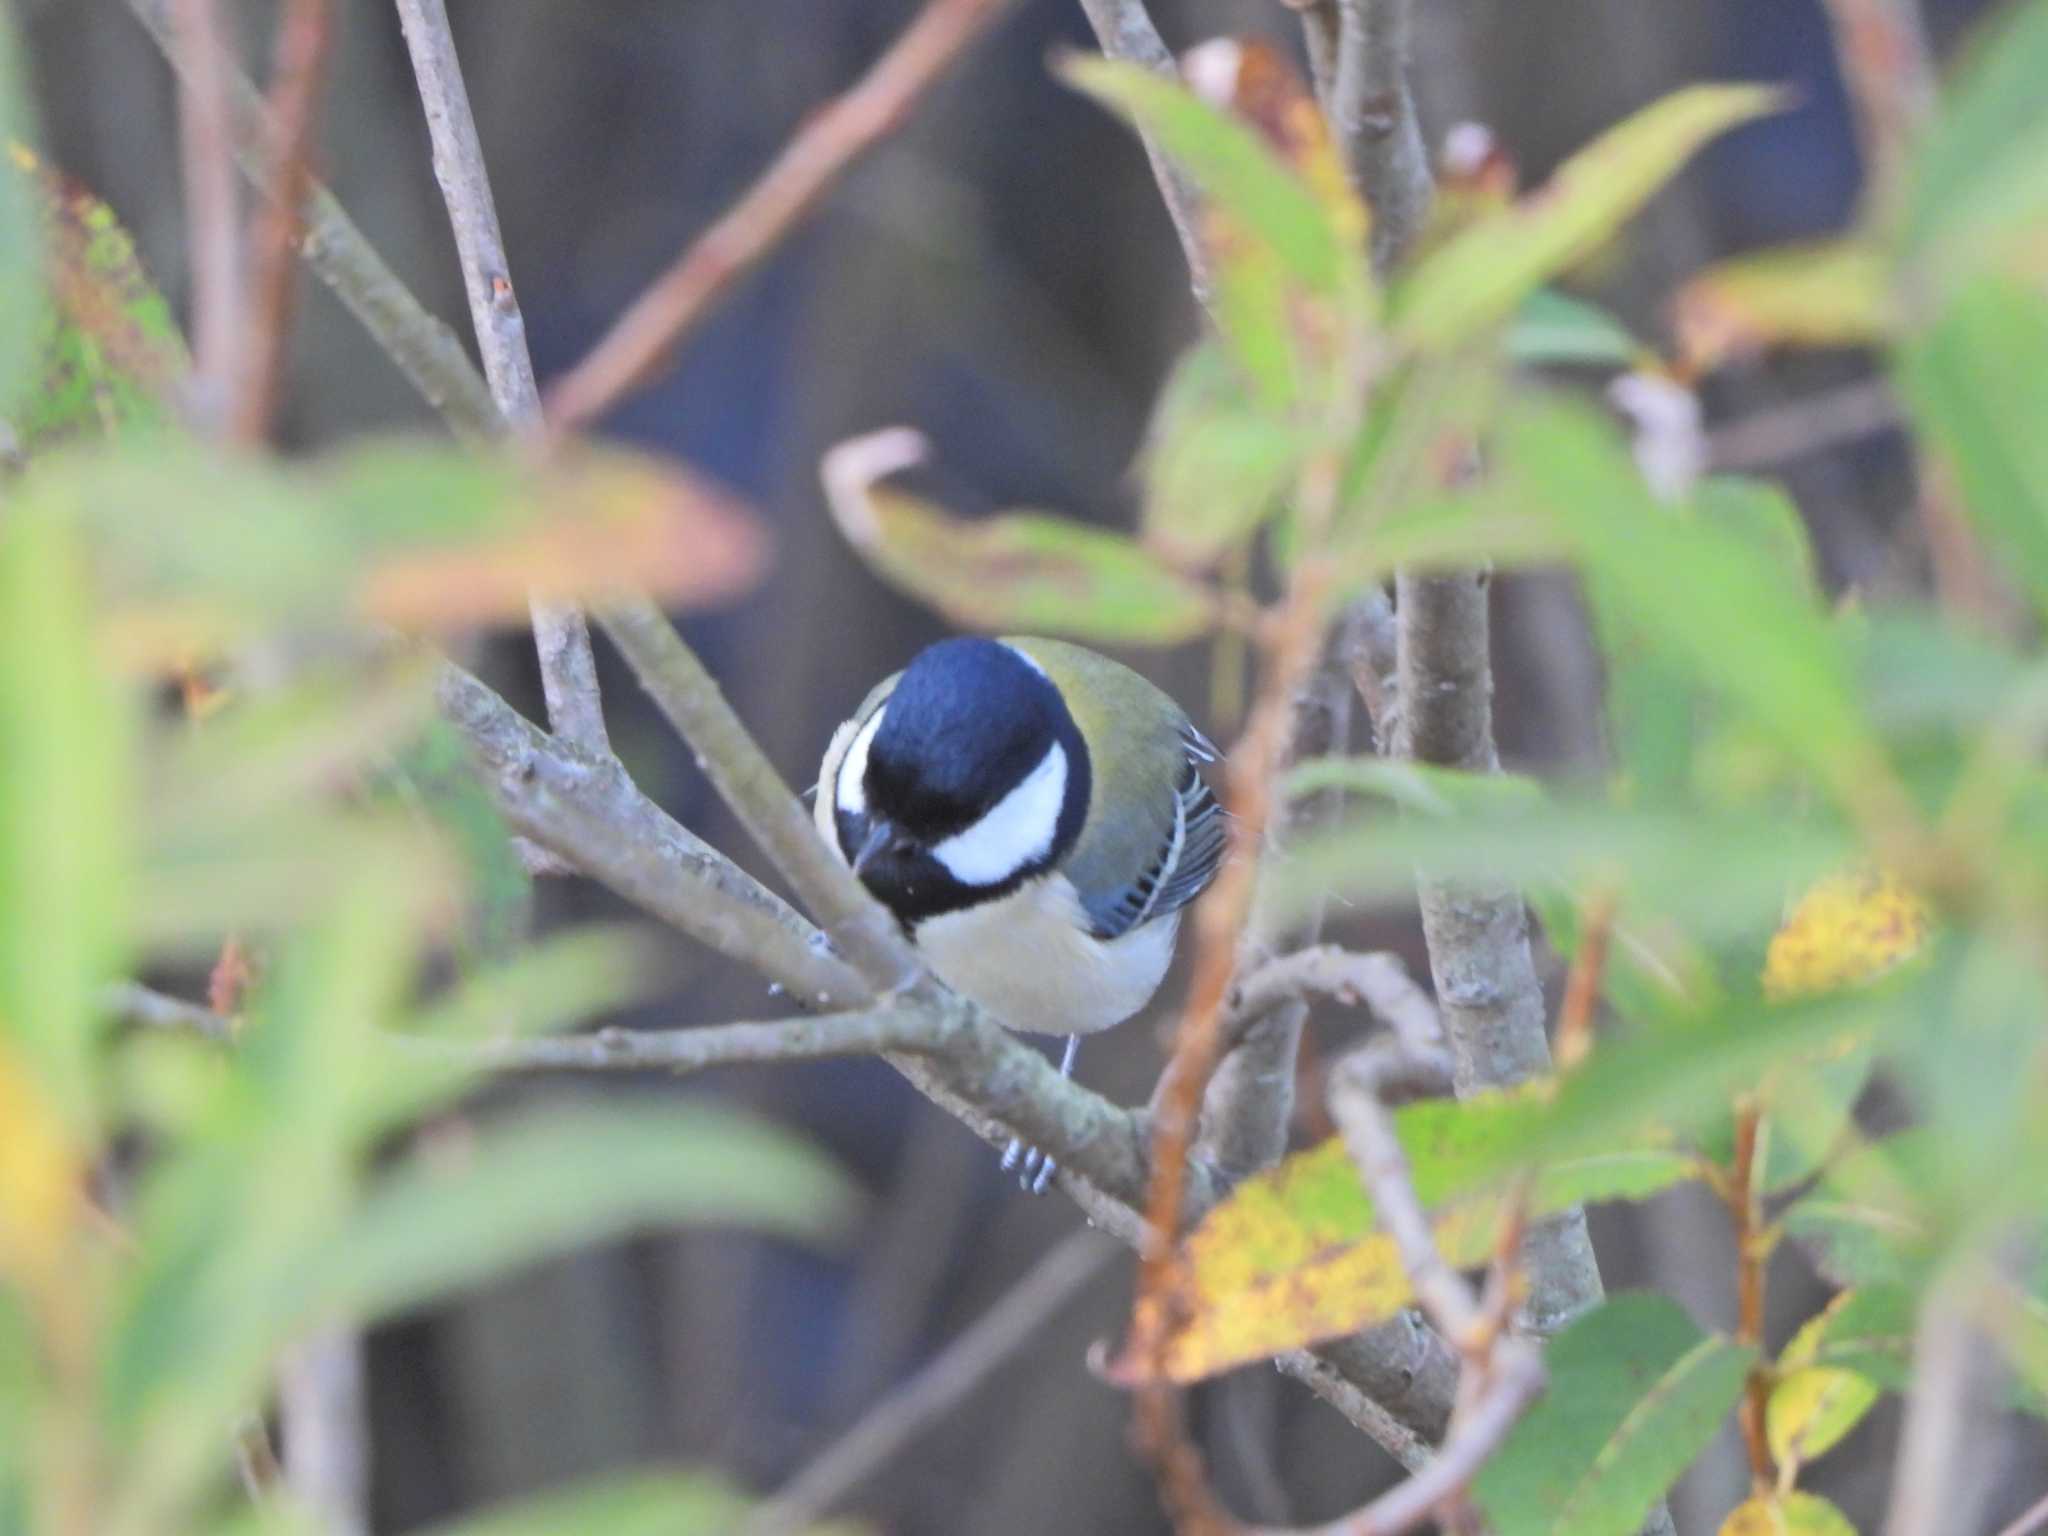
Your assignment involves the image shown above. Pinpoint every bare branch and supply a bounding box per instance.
[1996,1492,2048,1536]
[1704,375,1900,473]
[1225,945,1442,1058]
[230,0,335,446]
[434,662,866,1008]
[1330,0,1433,277]
[596,596,917,990]
[171,0,242,424]
[392,0,611,758]
[417,1006,928,1075]
[1071,0,1212,302]
[1884,1266,1999,1536]
[546,0,1018,433]
[278,1330,370,1536]
[105,981,236,1042]
[122,0,501,439]
[740,1230,1117,1536]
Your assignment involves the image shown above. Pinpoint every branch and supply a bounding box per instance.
[105,980,236,1042]
[595,596,916,990]
[230,0,335,446]
[1816,0,1935,218]
[122,0,501,440]
[393,0,611,758]
[1071,0,1213,303]
[545,0,1019,434]
[170,0,241,423]
[1883,1265,1999,1536]
[278,1329,370,1536]
[1329,0,1433,277]
[739,1229,1117,1536]
[434,662,866,1007]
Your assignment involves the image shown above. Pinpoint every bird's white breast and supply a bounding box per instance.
[912,874,1178,1036]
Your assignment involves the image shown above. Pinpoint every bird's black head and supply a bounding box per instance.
[833,638,1091,924]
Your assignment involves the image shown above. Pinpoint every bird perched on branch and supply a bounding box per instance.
[816,636,1226,1192]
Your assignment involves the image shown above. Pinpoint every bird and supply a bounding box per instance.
[815,635,1227,1193]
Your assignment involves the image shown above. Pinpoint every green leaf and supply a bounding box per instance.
[1904,0,2048,285]
[1154,1094,1700,1381]
[1497,398,1894,820]
[823,434,1216,645]
[1059,52,1360,303]
[1395,85,1782,350]
[1142,341,1306,566]
[1779,1286,1915,1393]
[1508,289,1642,367]
[10,149,188,452]
[0,504,130,1133]
[1672,239,1894,369]
[306,1100,852,1327]
[1474,1293,1756,1536]
[1766,1364,1879,1470]
[1719,1491,1859,1536]
[417,1469,861,1536]
[1897,276,2048,620]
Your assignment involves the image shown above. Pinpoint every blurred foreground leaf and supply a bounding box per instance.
[1508,288,1642,367]
[1151,1096,1698,1381]
[1395,85,1782,350]
[1718,1492,1858,1536]
[823,430,1216,645]
[422,1468,863,1536]
[1474,1293,1754,1536]
[1672,239,1893,371]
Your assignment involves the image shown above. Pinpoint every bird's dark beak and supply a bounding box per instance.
[852,819,898,876]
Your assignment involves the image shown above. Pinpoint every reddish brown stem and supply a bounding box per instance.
[1730,1099,1776,1493]
[544,0,1017,433]
[1552,890,1617,1073]
[230,0,335,446]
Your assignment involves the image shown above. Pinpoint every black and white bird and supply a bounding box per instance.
[815,636,1227,1191]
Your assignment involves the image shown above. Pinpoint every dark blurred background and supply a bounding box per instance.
[20,0,2041,1530]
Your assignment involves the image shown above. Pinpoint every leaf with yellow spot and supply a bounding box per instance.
[0,1036,82,1294]
[1148,1090,1701,1383]
[1765,1364,1879,1471]
[1762,869,1931,1002]
[1719,1492,1858,1536]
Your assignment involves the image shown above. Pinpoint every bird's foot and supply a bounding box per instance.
[997,1034,1079,1196]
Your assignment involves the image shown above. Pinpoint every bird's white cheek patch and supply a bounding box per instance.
[834,707,886,818]
[930,743,1067,888]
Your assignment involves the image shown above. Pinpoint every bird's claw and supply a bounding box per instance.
[1000,1136,1057,1194]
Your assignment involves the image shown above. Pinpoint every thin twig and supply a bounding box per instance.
[392,0,612,758]
[545,0,1019,433]
[1995,1491,2048,1536]
[740,1230,1117,1536]
[1704,375,1901,473]
[229,0,335,446]
[1072,0,1213,303]
[1816,0,1934,219]
[171,0,241,425]
[122,0,502,438]
[1729,1098,1775,1493]
[1551,891,1616,1073]
[596,596,917,990]
[105,981,236,1042]
[1882,1268,1983,1536]
[278,1330,370,1536]
[1225,945,1443,1058]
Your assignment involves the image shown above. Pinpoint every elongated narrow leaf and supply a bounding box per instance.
[1509,288,1643,367]
[1059,49,1363,303]
[1673,239,1894,370]
[1766,1362,1879,1470]
[1395,85,1782,349]
[307,1101,852,1327]
[0,506,130,1133]
[1904,0,2048,285]
[823,430,1216,645]
[1474,1293,1755,1536]
[1497,398,1895,820]
[1152,1095,1700,1382]
[1897,276,2048,619]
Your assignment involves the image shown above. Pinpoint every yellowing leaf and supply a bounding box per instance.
[1719,1492,1858,1536]
[1766,1364,1879,1470]
[1150,1094,1700,1383]
[1762,870,1931,1002]
[1673,240,1895,372]
[0,1037,81,1291]
[1395,85,1784,350]
[822,428,1216,646]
